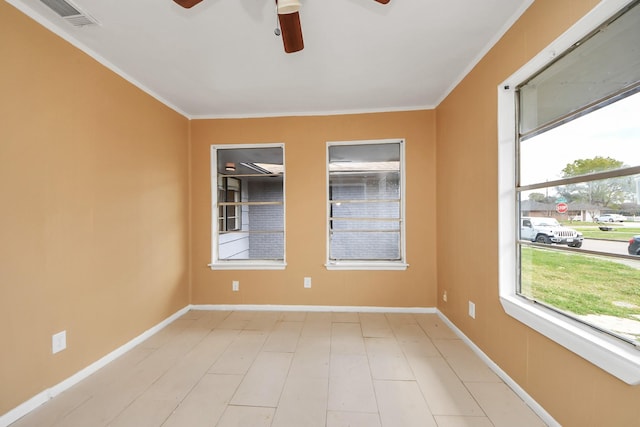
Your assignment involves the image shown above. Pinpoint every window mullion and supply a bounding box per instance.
[517,165,640,192]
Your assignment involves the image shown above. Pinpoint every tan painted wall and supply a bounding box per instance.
[436,1,640,425]
[190,112,437,307]
[4,0,639,423]
[0,2,190,414]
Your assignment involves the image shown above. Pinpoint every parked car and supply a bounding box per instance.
[595,214,626,222]
[629,236,640,256]
[521,217,583,247]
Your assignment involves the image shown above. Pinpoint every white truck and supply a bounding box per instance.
[520,217,583,248]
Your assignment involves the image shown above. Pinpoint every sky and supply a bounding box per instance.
[519,91,640,195]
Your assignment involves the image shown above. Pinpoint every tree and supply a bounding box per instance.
[529,193,547,203]
[556,156,634,218]
[561,157,624,177]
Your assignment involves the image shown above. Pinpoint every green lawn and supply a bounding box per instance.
[520,247,640,321]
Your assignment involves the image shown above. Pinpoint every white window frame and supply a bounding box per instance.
[209,143,286,270]
[498,0,640,385]
[325,139,408,271]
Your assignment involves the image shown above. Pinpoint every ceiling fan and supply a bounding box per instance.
[173,0,391,54]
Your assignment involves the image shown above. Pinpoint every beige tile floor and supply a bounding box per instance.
[11,310,547,427]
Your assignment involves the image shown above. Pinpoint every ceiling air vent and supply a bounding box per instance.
[39,0,97,27]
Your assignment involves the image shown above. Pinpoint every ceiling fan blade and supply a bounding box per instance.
[278,11,304,53]
[374,0,391,4]
[173,0,203,8]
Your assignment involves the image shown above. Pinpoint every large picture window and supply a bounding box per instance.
[326,140,407,270]
[499,0,640,384]
[210,144,285,270]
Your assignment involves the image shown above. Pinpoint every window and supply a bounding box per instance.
[326,139,407,270]
[498,0,640,384]
[218,177,241,232]
[210,144,285,270]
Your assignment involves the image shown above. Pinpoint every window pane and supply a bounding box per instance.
[519,92,640,187]
[218,230,284,261]
[520,246,640,345]
[518,3,640,135]
[328,141,404,263]
[330,231,400,260]
[218,177,241,231]
[332,200,400,220]
[214,145,284,263]
[520,177,640,256]
[329,142,400,166]
[246,178,283,204]
[245,200,284,231]
[247,231,284,260]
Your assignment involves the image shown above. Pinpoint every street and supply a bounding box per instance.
[581,238,631,256]
[577,238,640,269]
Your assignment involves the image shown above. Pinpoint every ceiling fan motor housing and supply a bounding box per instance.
[277,0,301,14]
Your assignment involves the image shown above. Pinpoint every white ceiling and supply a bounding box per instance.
[9,0,533,118]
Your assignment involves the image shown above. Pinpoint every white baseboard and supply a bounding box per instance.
[1,303,431,426]
[436,310,559,427]
[0,306,190,427]
[190,304,437,314]
[2,304,555,427]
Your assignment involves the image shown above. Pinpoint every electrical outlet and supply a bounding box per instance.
[443,291,447,302]
[52,331,66,354]
[468,301,476,319]
[232,281,239,292]
[304,277,312,288]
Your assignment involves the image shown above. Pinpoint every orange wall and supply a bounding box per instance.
[4,0,640,424]
[0,2,190,414]
[436,0,640,425]
[190,112,437,307]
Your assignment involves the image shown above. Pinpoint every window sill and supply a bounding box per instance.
[209,261,286,271]
[500,295,640,385]
[325,261,408,271]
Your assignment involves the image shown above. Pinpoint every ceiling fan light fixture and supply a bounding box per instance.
[225,162,236,172]
[277,0,301,14]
